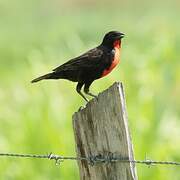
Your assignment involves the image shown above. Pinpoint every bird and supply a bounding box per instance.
[31,31,125,102]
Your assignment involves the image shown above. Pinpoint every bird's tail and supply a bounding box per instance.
[31,73,55,83]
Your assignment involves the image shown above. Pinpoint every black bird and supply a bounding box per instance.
[31,31,125,102]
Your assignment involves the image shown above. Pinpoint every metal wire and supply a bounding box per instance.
[0,152,180,166]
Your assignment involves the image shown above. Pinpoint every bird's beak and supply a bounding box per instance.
[119,33,125,38]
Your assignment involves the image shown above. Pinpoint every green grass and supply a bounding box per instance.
[0,0,180,179]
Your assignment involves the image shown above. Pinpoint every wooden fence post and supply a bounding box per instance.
[73,82,138,180]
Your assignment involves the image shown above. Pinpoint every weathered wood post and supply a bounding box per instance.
[73,82,137,180]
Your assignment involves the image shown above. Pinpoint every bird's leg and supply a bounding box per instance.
[76,83,89,102]
[85,91,97,98]
[84,82,97,98]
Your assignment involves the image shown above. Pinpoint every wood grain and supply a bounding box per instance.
[73,82,137,180]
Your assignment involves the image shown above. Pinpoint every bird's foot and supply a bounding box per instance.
[86,92,97,98]
[78,105,86,111]
[83,96,89,103]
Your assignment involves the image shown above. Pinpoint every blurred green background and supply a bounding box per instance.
[0,0,180,179]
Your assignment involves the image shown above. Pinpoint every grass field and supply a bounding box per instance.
[0,0,180,179]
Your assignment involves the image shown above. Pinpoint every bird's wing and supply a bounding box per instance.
[52,47,104,72]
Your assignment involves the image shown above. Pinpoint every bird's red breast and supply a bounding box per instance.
[101,40,121,77]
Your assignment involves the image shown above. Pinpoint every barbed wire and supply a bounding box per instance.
[0,152,180,167]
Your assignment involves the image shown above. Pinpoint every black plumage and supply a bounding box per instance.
[31,31,124,102]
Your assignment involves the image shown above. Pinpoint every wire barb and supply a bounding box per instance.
[0,152,180,167]
[48,152,64,165]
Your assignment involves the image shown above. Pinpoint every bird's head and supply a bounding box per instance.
[102,31,125,48]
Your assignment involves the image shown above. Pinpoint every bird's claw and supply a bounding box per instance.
[78,105,86,111]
